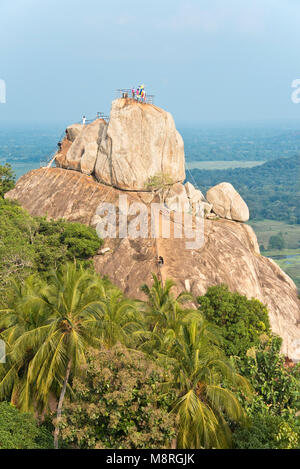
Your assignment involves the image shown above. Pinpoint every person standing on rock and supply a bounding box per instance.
[82,115,86,125]
[158,256,164,266]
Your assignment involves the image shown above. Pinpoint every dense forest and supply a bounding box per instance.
[181,126,300,162]
[0,165,299,450]
[189,155,300,224]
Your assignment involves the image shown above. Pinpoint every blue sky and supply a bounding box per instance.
[1,0,300,126]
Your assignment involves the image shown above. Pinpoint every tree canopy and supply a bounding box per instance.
[0,199,102,305]
[189,155,300,224]
[60,345,176,449]
[197,285,271,358]
[0,163,15,198]
[0,402,52,449]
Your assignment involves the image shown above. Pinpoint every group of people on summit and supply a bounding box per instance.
[80,86,147,126]
[131,84,146,102]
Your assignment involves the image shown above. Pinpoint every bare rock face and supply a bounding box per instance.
[185,181,197,199]
[6,168,300,361]
[165,183,190,211]
[185,182,205,202]
[56,99,185,191]
[242,224,261,255]
[95,99,185,190]
[66,124,84,142]
[206,182,250,222]
[184,182,212,216]
[57,120,107,175]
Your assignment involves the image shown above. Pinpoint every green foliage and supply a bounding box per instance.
[94,290,142,349]
[139,277,251,449]
[0,262,145,449]
[0,402,52,449]
[0,220,297,453]
[0,200,37,299]
[0,262,119,413]
[268,232,285,250]
[167,320,251,449]
[233,414,300,449]
[197,285,271,358]
[60,345,176,449]
[250,220,300,250]
[274,253,300,294]
[60,223,102,259]
[140,274,195,354]
[250,219,300,291]
[146,173,173,202]
[0,199,102,304]
[238,336,300,418]
[182,127,300,163]
[146,173,173,191]
[196,284,300,448]
[0,163,15,198]
[189,155,300,224]
[33,218,102,271]
[232,336,300,448]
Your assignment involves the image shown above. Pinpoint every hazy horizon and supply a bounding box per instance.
[2,117,300,130]
[1,0,300,126]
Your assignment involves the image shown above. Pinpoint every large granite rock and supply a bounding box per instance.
[57,120,107,175]
[165,183,190,211]
[184,182,212,216]
[6,168,300,361]
[56,99,185,190]
[95,99,185,190]
[66,124,84,142]
[206,182,250,222]
[185,182,205,202]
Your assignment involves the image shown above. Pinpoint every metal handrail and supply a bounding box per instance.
[40,114,110,167]
[40,129,67,167]
[116,88,155,104]
[40,88,156,169]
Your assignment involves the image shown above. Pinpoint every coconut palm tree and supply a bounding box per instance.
[0,275,47,346]
[139,276,250,448]
[0,262,139,448]
[93,289,142,348]
[169,319,251,449]
[0,275,48,406]
[139,274,197,353]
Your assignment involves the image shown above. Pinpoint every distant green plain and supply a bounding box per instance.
[269,253,300,292]
[249,220,300,250]
[249,220,300,292]
[186,160,265,170]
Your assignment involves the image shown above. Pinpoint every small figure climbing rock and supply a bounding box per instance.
[158,256,164,266]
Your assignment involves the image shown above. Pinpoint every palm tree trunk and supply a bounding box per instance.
[171,437,177,449]
[54,359,72,449]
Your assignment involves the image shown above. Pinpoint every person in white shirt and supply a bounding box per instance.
[82,115,86,125]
